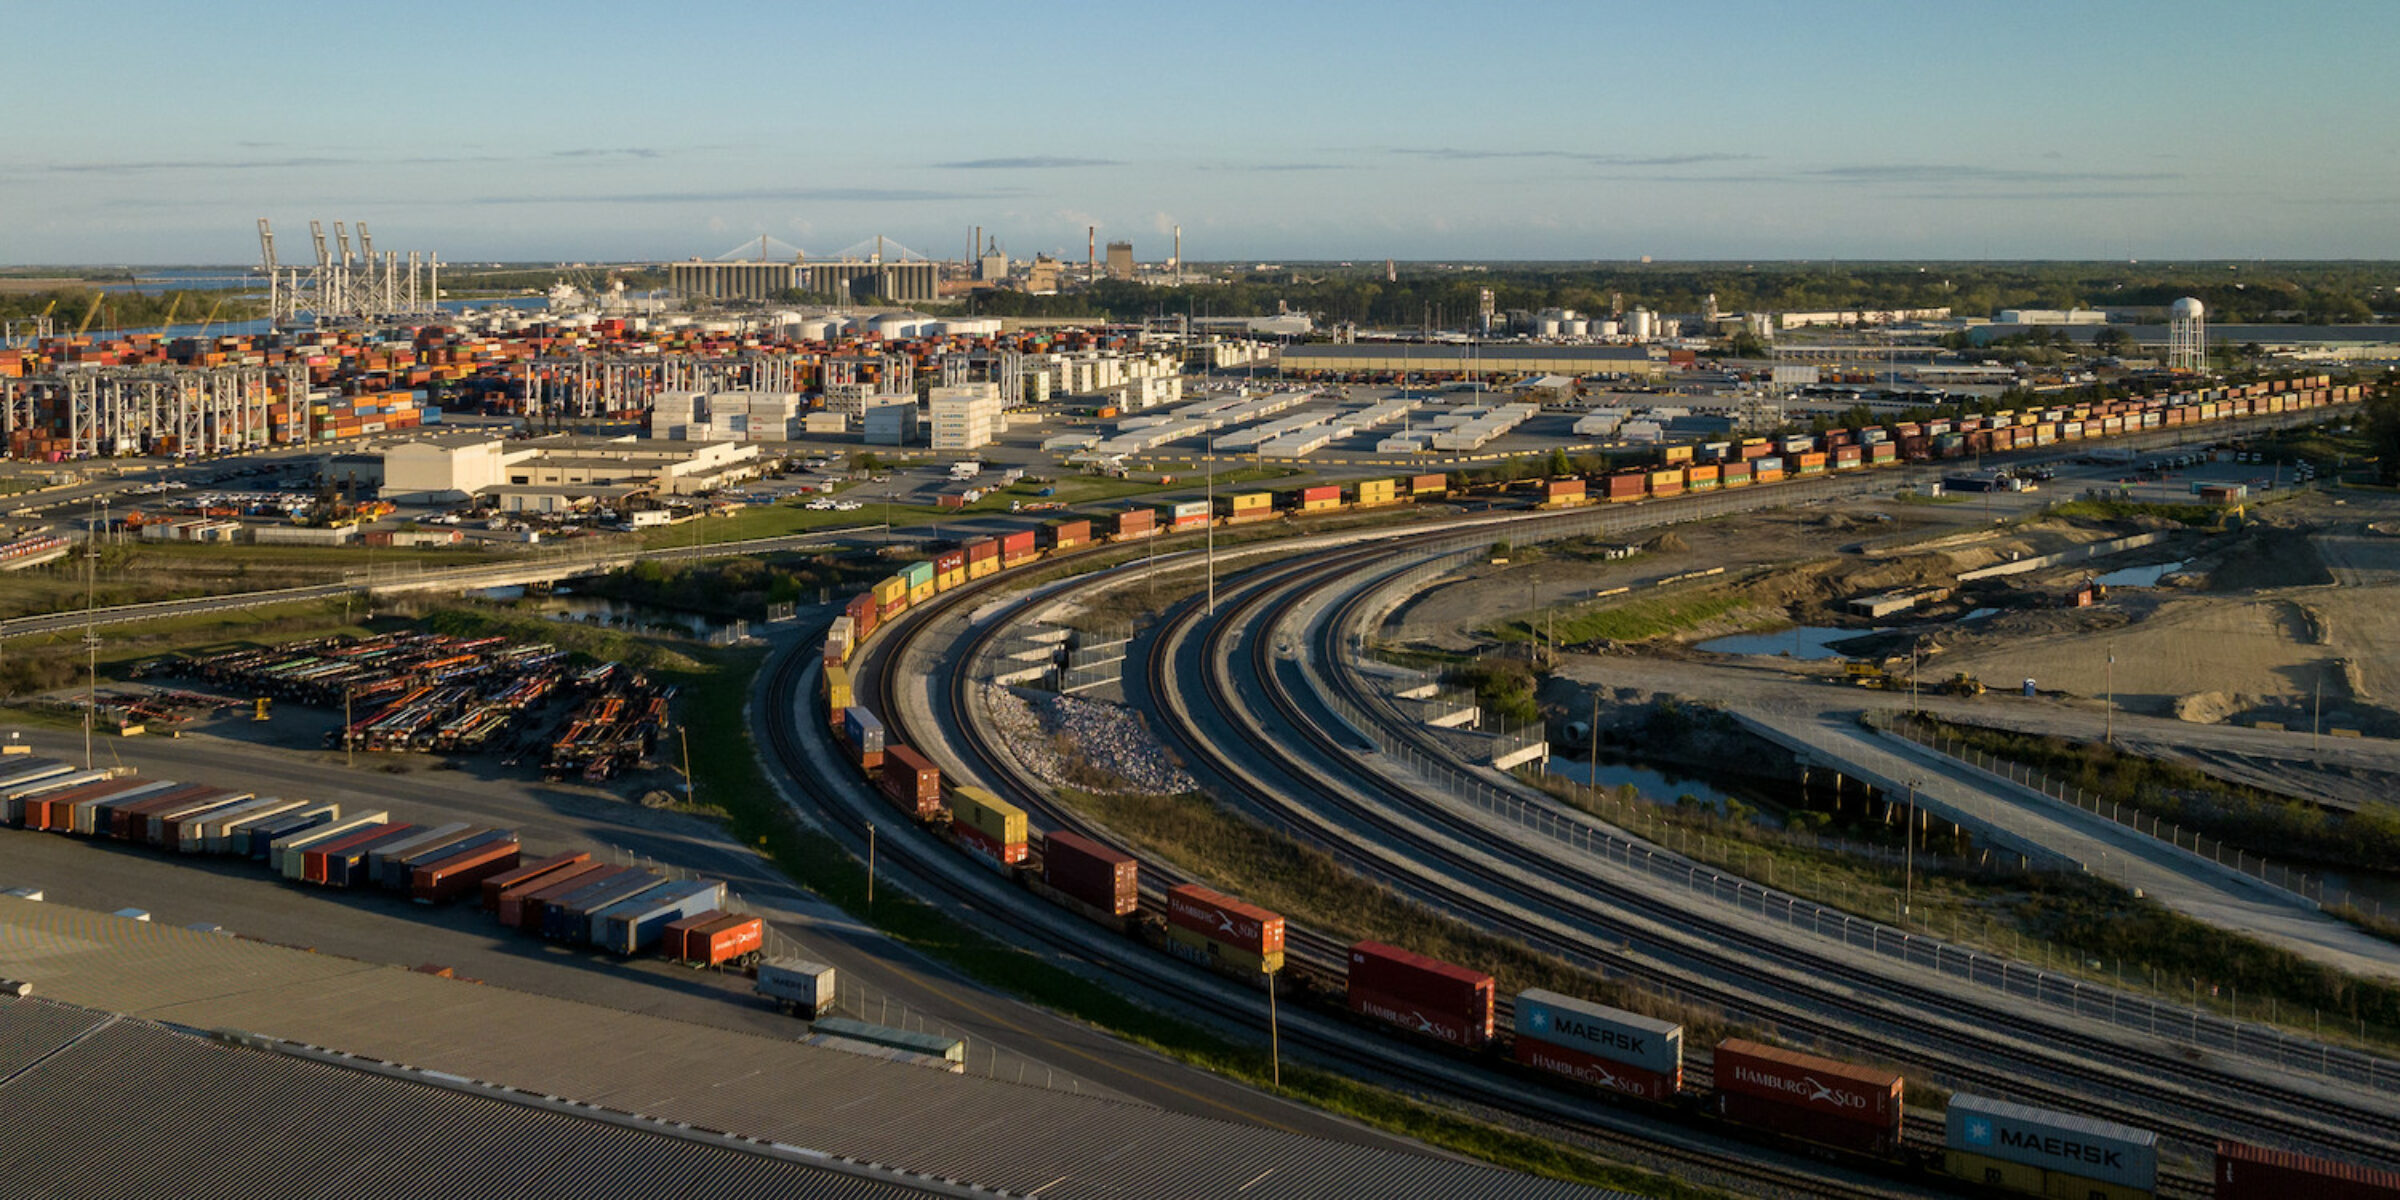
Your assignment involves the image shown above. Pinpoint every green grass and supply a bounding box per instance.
[0,597,379,700]
[1494,591,1761,645]
[2045,498,2233,525]
[666,647,1723,1196]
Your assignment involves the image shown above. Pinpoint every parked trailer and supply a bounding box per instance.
[13,776,148,831]
[537,870,662,942]
[593,879,727,955]
[271,812,388,878]
[756,957,838,1018]
[143,788,250,846]
[665,911,764,967]
[387,828,512,891]
[480,851,593,912]
[809,1016,963,1066]
[360,823,472,886]
[1,769,112,826]
[1713,1038,1904,1157]
[1512,988,1683,1102]
[311,824,422,886]
[409,839,524,904]
[494,860,615,927]
[231,804,341,858]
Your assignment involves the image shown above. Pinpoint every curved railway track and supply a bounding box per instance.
[825,540,1905,1199]
[1139,526,2396,1185]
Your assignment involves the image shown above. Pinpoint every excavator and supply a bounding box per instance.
[1844,660,1893,689]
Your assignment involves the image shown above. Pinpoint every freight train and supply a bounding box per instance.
[817,370,2386,1197]
[0,755,764,970]
[819,374,2358,665]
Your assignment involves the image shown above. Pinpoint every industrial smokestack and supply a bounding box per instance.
[1088,226,1096,281]
[973,225,981,265]
[1173,225,1182,270]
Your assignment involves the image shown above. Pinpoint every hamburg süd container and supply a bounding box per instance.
[2214,1139,2400,1200]
[1164,884,1284,957]
[1345,940,1495,1048]
[1713,1038,1903,1155]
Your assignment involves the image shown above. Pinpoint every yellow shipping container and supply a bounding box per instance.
[909,580,936,605]
[1662,444,1695,464]
[824,664,854,712]
[951,787,1027,846]
[872,576,908,605]
[1942,1150,2148,1200]
[967,556,999,580]
[1356,479,1399,507]
[937,568,967,591]
[1230,491,1272,510]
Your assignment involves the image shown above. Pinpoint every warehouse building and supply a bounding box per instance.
[0,902,1621,1200]
[928,383,1003,451]
[668,259,939,303]
[380,433,759,504]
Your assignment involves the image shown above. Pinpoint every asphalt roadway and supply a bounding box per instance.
[1550,654,2400,981]
[0,714,1432,1155]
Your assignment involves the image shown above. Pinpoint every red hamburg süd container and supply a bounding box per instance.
[1712,1039,1902,1154]
[878,745,942,819]
[1040,829,1137,916]
[1513,1037,1676,1102]
[480,851,592,910]
[2215,1140,2400,1200]
[411,840,523,904]
[1345,941,1495,1048]
[1165,884,1283,955]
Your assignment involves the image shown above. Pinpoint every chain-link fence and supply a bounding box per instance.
[1300,548,2400,1094]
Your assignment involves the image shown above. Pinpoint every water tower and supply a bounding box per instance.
[2167,296,2206,372]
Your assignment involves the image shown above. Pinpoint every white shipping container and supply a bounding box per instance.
[756,958,838,1017]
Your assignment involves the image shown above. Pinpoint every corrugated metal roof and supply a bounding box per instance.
[0,997,934,1200]
[0,900,1637,1199]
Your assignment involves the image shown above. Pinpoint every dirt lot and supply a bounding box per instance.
[1385,484,2400,736]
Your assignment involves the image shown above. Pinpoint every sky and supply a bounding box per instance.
[7,0,2398,265]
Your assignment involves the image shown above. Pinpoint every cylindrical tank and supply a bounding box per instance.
[1563,318,1589,338]
[870,313,917,339]
[1597,320,1620,338]
[1625,309,1658,340]
[1534,316,1563,338]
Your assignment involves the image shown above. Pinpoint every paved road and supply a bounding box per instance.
[1550,655,2400,981]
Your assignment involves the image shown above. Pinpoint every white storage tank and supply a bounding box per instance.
[1563,318,1589,338]
[870,313,919,340]
[1625,309,1657,340]
[1534,316,1563,338]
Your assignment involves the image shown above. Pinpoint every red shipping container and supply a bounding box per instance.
[107,785,213,840]
[410,841,523,904]
[1514,1037,1676,1102]
[1605,472,1647,502]
[1712,1039,1901,1145]
[1719,1089,1894,1155]
[1301,485,1341,504]
[1345,941,1495,1048]
[879,744,942,818]
[2216,1141,2400,1200]
[1041,829,1137,916]
[935,549,966,575]
[1000,529,1036,561]
[966,537,1000,561]
[480,851,592,910]
[1165,884,1284,956]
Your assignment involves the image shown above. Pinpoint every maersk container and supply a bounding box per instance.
[2215,1139,2400,1200]
[538,871,662,942]
[756,957,838,1018]
[593,879,727,955]
[1513,989,1682,1081]
[1946,1093,2155,1192]
[480,851,592,912]
[1040,829,1137,916]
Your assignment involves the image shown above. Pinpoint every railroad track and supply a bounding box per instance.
[824,546,1905,1199]
[1141,529,2399,1180]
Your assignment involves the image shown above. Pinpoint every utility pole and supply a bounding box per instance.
[1902,779,1922,924]
[1205,436,1216,615]
[82,496,98,770]
[866,822,878,907]
[680,726,695,805]
[2105,642,2115,746]
[1588,692,1601,788]
[1268,969,1281,1088]
[344,686,355,768]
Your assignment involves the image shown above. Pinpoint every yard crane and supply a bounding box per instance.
[194,296,227,340]
[75,290,104,337]
[158,292,183,332]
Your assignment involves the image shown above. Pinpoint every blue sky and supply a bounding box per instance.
[8,0,2396,264]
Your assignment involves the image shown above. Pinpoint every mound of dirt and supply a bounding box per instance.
[2174,691,2241,723]
[1646,531,1689,554]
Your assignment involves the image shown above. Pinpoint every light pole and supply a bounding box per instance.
[2104,641,2115,746]
[1902,778,1922,924]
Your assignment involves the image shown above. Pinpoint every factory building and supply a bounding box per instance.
[668,259,939,303]
[380,432,758,506]
[1279,343,1662,379]
[1105,241,1135,282]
